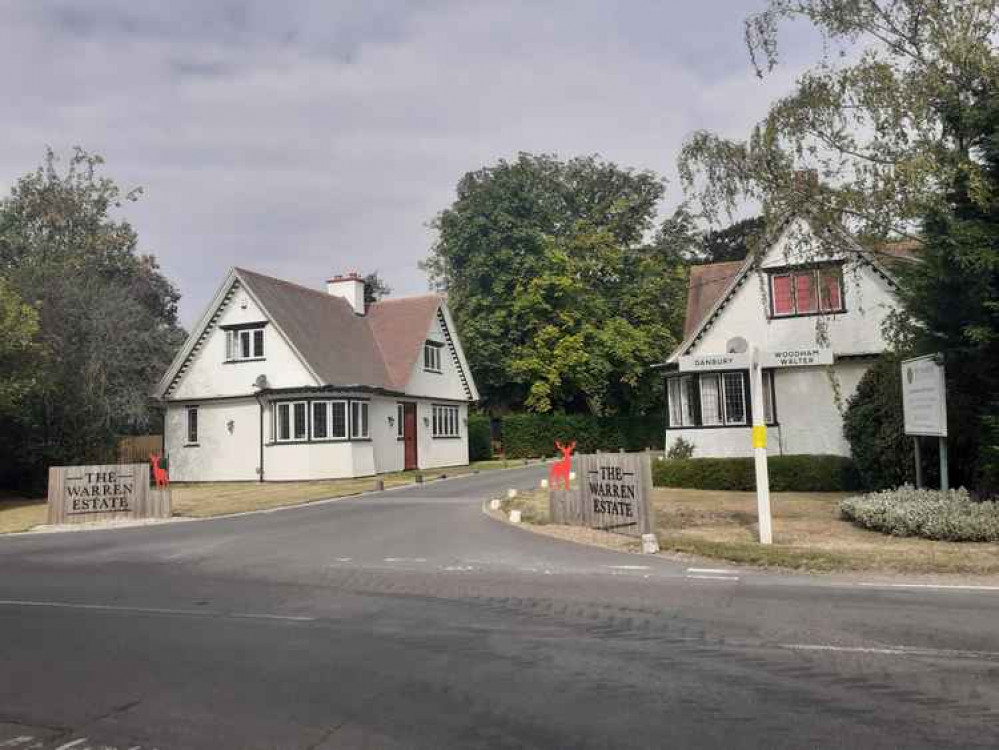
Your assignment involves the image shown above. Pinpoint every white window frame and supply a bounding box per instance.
[762,370,775,424]
[667,376,696,427]
[432,404,460,438]
[276,401,308,443]
[423,341,443,373]
[350,401,370,440]
[226,326,265,361]
[667,371,770,428]
[698,374,723,426]
[185,406,199,445]
[310,399,348,441]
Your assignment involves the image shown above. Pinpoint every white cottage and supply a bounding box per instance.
[663,218,916,458]
[153,269,479,481]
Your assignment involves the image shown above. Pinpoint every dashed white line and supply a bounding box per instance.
[687,567,738,575]
[607,565,651,571]
[686,574,740,582]
[383,557,427,563]
[334,557,352,562]
[0,599,314,622]
[856,582,999,592]
[782,643,999,660]
[54,740,89,750]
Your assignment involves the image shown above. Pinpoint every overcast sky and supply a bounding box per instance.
[0,1,816,326]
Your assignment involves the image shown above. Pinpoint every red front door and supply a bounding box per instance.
[403,403,418,471]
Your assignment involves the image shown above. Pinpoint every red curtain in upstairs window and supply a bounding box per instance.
[795,271,818,313]
[772,275,794,315]
[820,267,843,311]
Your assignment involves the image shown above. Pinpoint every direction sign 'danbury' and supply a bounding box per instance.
[678,353,750,372]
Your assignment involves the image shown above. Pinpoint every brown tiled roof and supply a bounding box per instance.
[682,261,744,339]
[235,268,446,393]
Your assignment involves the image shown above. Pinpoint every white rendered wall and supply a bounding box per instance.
[403,314,470,402]
[170,285,318,400]
[371,397,405,474]
[689,221,898,359]
[165,399,260,482]
[666,426,777,459]
[417,401,469,469]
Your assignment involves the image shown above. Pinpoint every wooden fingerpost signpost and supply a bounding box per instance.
[548,445,659,554]
[678,342,834,545]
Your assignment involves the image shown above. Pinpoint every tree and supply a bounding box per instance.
[701,216,765,264]
[678,1,999,494]
[424,153,687,415]
[0,148,186,491]
[0,278,41,415]
[363,271,391,306]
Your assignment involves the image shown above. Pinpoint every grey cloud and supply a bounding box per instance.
[0,0,814,327]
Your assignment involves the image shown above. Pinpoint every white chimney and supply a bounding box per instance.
[326,272,366,315]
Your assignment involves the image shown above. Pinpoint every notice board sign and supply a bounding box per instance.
[575,453,655,538]
[902,354,948,437]
[47,463,171,525]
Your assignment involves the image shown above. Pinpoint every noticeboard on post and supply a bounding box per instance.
[901,354,947,437]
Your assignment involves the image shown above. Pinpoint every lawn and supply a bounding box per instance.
[498,486,999,576]
[0,459,521,532]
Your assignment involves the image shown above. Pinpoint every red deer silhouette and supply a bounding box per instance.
[549,440,576,491]
[149,453,170,488]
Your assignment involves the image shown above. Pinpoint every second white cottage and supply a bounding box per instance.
[153,269,479,482]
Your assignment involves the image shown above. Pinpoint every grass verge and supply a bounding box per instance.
[0,459,524,532]
[495,485,999,576]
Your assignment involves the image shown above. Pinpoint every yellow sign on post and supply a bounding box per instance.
[752,425,767,449]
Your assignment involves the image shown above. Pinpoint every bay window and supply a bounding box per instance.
[276,401,307,442]
[350,401,370,439]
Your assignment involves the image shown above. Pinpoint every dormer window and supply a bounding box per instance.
[770,266,844,317]
[423,341,443,373]
[223,323,267,361]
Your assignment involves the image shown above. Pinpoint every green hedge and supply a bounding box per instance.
[468,415,493,461]
[500,414,663,458]
[653,455,862,493]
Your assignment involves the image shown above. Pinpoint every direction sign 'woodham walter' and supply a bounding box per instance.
[47,462,172,525]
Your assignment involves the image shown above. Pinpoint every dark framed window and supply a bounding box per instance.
[666,371,776,428]
[397,403,405,438]
[432,404,460,438]
[276,401,308,442]
[424,341,443,373]
[186,406,199,444]
[311,400,347,440]
[770,266,844,317]
[225,326,266,361]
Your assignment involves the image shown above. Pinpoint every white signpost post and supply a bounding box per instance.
[901,354,948,490]
[679,345,834,545]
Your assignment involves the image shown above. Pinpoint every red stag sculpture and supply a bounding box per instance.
[549,440,576,491]
[149,453,170,488]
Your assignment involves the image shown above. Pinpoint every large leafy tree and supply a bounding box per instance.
[424,153,687,415]
[0,148,186,491]
[701,216,765,264]
[0,278,41,415]
[679,0,999,492]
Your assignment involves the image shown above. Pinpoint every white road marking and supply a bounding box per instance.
[686,574,740,582]
[334,557,352,562]
[686,568,738,575]
[0,600,314,622]
[443,565,475,571]
[54,740,88,750]
[383,557,427,563]
[782,643,999,660]
[607,565,651,571]
[0,738,35,748]
[856,582,999,592]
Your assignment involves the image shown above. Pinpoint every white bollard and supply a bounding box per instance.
[509,509,522,523]
[489,498,501,510]
[540,478,549,489]
[641,533,660,554]
[569,471,576,481]
[507,488,518,499]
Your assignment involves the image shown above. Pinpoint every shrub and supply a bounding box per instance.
[652,455,861,493]
[666,437,695,460]
[500,414,663,458]
[842,355,918,491]
[840,486,999,542]
[467,415,493,461]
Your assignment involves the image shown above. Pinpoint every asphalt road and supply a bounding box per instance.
[0,466,997,749]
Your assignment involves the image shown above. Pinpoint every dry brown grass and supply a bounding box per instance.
[0,496,47,534]
[498,485,999,576]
